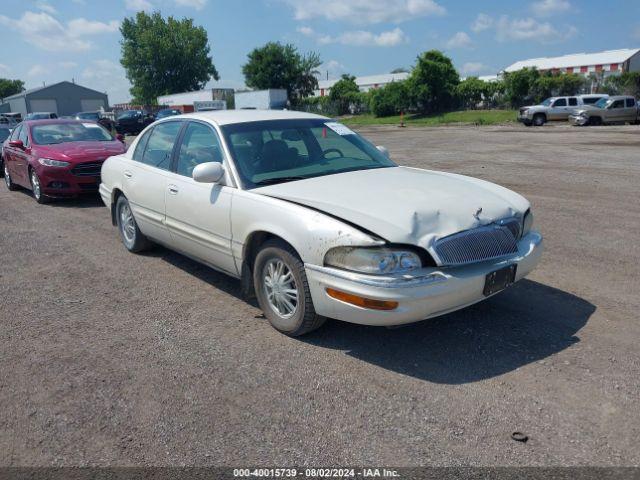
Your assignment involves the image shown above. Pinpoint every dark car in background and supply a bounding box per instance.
[25,112,58,120]
[74,111,115,131]
[2,119,126,203]
[0,126,11,177]
[155,108,182,120]
[114,110,154,135]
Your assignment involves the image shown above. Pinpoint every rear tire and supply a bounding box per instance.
[115,195,152,253]
[3,162,18,190]
[253,239,325,336]
[533,114,546,127]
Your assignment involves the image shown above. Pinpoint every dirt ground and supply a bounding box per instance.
[1,123,639,467]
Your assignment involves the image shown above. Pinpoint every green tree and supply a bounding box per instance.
[503,68,539,107]
[456,77,490,109]
[120,11,218,105]
[602,72,640,96]
[242,42,321,101]
[407,50,459,114]
[370,81,409,117]
[329,74,360,115]
[0,78,25,100]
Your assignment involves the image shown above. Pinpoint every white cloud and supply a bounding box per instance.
[0,11,119,53]
[461,62,494,75]
[36,1,57,14]
[471,13,493,32]
[81,59,131,105]
[531,0,571,17]
[496,15,577,43]
[296,26,315,37]
[318,28,409,47]
[318,60,346,79]
[281,0,444,25]
[67,18,120,35]
[28,65,48,77]
[175,0,207,9]
[446,31,473,49]
[125,0,153,11]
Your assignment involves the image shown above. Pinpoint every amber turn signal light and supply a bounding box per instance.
[326,288,399,311]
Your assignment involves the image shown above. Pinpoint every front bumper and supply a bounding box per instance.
[569,115,589,126]
[305,231,543,326]
[38,165,101,196]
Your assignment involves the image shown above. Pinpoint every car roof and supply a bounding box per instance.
[24,118,89,126]
[176,109,328,126]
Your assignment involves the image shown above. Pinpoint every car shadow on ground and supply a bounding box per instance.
[150,248,595,385]
[302,279,595,384]
[14,189,105,209]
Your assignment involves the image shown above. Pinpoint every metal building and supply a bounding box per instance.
[504,48,640,77]
[315,72,410,97]
[0,81,109,117]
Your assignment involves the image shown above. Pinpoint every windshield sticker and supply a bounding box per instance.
[325,122,355,136]
[82,123,101,128]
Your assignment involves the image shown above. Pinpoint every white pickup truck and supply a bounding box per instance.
[518,94,609,126]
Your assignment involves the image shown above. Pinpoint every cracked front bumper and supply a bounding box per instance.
[305,231,543,326]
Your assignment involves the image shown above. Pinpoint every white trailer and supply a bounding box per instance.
[234,89,288,110]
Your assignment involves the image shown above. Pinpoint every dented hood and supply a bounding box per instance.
[253,166,530,249]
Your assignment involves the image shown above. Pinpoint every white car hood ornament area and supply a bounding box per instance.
[254,166,530,249]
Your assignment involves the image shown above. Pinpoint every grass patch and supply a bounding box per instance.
[341,109,517,127]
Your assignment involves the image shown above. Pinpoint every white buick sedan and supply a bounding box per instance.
[100,110,543,336]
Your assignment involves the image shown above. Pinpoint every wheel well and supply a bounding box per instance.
[240,231,298,300]
[534,112,546,120]
[110,188,124,226]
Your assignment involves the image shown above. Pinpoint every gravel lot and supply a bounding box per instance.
[1,123,639,467]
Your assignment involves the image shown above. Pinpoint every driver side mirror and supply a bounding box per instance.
[9,140,24,149]
[193,162,225,184]
[376,145,390,158]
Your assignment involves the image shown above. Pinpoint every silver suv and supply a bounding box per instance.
[518,94,609,126]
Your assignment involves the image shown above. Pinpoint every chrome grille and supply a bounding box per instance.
[434,224,519,266]
[71,162,103,177]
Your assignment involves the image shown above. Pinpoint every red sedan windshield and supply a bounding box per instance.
[32,122,113,145]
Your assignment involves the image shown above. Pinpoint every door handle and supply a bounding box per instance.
[168,184,179,195]
[124,170,133,178]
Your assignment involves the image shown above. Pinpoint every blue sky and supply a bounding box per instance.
[1,0,639,104]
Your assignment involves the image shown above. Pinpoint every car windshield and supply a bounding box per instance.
[117,110,140,119]
[541,98,553,106]
[77,112,100,120]
[594,98,610,109]
[32,122,113,145]
[0,128,10,141]
[221,119,396,189]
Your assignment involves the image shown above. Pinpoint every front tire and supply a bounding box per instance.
[4,162,18,190]
[115,195,151,253]
[30,169,50,204]
[253,239,325,336]
[533,114,546,127]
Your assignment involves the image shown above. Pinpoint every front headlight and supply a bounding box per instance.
[324,247,422,275]
[38,158,70,167]
[522,209,534,237]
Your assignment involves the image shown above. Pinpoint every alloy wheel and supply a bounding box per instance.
[31,170,41,200]
[119,202,136,244]
[262,258,299,319]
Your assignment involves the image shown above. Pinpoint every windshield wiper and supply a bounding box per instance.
[253,176,308,186]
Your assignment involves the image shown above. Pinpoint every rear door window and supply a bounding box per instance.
[141,121,182,170]
[568,98,578,106]
[625,98,636,108]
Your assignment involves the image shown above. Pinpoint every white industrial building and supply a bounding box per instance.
[504,48,640,77]
[315,72,409,97]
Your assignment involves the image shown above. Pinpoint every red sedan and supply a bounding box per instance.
[2,119,126,203]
